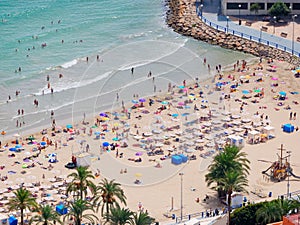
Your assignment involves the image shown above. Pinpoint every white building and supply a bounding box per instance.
[221,0,300,16]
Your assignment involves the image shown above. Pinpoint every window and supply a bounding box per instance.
[227,3,248,10]
[293,3,300,10]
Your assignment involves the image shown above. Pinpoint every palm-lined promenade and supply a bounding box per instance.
[7,166,154,225]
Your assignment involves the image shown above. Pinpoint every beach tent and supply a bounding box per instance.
[263,125,275,139]
[247,130,260,144]
[228,192,243,209]
[178,154,188,163]
[56,204,68,215]
[74,152,91,167]
[171,155,182,165]
[227,135,244,149]
[8,216,17,225]
[283,124,294,133]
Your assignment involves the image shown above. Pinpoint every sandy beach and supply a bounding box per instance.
[1,55,300,223]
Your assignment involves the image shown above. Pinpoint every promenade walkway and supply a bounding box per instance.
[199,0,300,57]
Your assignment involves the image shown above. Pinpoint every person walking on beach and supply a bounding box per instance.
[131,67,134,74]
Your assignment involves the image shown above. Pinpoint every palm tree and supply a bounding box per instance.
[205,145,250,197]
[7,187,38,225]
[66,166,96,200]
[103,205,133,225]
[256,198,300,224]
[215,171,248,225]
[93,178,127,217]
[130,211,155,225]
[63,199,98,225]
[250,3,260,20]
[256,201,282,224]
[30,205,62,225]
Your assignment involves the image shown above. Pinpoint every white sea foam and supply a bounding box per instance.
[61,59,78,69]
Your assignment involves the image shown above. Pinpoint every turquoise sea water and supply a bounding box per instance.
[0,0,255,137]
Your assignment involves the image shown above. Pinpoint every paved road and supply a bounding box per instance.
[199,0,300,56]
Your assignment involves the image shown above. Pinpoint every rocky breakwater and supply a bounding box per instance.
[165,0,300,65]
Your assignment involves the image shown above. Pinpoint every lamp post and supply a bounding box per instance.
[226,16,229,33]
[286,151,291,198]
[179,172,184,222]
[238,4,241,25]
[273,16,276,34]
[292,15,297,55]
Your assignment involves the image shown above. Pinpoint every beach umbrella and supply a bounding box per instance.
[139,98,146,103]
[9,147,17,152]
[182,113,189,117]
[178,102,185,106]
[27,136,35,141]
[40,141,47,146]
[112,137,119,141]
[99,112,108,117]
[279,91,286,96]
[132,100,139,104]
[161,101,168,105]
[94,131,101,135]
[13,133,20,138]
[102,142,110,147]
[242,90,250,94]
[15,144,22,149]
[178,85,185,89]
[172,113,179,117]
[135,173,142,178]
[272,77,278,80]
[66,124,73,129]
[135,152,143,156]
[254,89,261,93]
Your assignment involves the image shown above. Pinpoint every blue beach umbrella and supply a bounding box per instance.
[40,142,47,146]
[102,142,110,147]
[9,148,17,152]
[242,90,250,94]
[99,112,108,117]
[172,113,179,117]
[15,144,22,149]
[132,100,138,104]
[94,131,101,135]
[279,91,286,96]
[182,113,190,117]
[66,124,73,129]
[139,98,146,103]
[112,137,119,141]
[178,85,185,89]
[161,101,168,105]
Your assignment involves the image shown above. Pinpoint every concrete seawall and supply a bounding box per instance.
[165,0,300,65]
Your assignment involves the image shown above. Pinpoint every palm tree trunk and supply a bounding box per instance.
[21,209,24,225]
[106,202,109,221]
[227,192,232,225]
